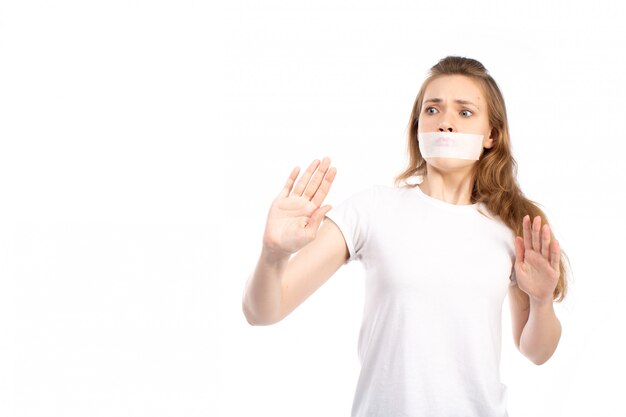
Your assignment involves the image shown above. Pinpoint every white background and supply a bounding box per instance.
[1,1,625,416]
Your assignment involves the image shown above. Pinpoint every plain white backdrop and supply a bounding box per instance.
[1,1,625,416]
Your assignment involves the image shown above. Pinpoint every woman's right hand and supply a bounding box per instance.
[262,157,337,259]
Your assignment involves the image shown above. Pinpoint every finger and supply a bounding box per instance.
[311,166,337,207]
[280,166,300,198]
[514,236,525,265]
[532,216,541,251]
[541,224,551,259]
[521,215,530,249]
[550,239,561,272]
[293,159,320,196]
[303,157,331,200]
[306,204,333,233]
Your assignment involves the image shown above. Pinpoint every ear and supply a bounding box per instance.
[484,127,497,149]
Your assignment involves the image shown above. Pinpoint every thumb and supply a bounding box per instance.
[306,205,333,231]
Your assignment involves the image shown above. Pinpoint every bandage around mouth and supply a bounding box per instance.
[418,132,484,161]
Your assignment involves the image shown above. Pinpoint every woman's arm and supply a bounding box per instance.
[509,284,561,365]
[243,219,348,325]
[510,215,563,365]
[242,158,349,325]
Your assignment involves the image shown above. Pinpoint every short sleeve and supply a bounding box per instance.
[324,186,377,264]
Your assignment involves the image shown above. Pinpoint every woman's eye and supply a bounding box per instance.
[460,110,473,117]
[425,107,438,114]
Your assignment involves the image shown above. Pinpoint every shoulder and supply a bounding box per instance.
[369,183,415,196]
[477,205,515,232]
[475,204,517,251]
[349,184,412,204]
[329,184,406,218]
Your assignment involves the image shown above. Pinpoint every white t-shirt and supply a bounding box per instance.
[325,184,516,417]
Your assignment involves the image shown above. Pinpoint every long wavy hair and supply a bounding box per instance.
[395,56,568,302]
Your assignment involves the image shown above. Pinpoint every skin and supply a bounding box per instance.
[513,215,562,364]
[243,75,561,365]
[417,74,495,205]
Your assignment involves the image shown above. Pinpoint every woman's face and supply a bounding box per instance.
[417,74,494,171]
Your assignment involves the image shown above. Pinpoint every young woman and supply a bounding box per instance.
[242,56,568,417]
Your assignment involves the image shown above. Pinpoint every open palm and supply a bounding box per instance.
[513,215,561,304]
[263,157,337,257]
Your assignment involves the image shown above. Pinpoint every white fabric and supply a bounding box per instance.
[325,184,516,417]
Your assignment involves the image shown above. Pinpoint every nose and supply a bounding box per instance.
[437,114,455,132]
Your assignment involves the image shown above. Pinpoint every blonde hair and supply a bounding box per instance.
[395,56,569,302]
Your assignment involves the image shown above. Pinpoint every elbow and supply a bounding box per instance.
[243,307,258,326]
[530,350,557,365]
[517,331,561,366]
[520,346,556,366]
[244,316,281,326]
[530,356,550,366]
[531,346,559,365]
[242,302,261,326]
[242,302,282,326]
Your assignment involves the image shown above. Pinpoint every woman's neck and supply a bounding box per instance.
[418,169,475,206]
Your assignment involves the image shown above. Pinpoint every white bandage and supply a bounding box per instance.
[418,132,484,161]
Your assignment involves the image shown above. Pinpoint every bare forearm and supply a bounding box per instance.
[242,248,290,326]
[519,299,562,365]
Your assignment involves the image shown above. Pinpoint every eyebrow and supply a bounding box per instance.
[423,98,480,110]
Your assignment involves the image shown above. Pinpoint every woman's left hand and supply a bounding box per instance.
[513,215,560,304]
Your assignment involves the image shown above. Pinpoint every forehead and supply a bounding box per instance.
[423,75,485,103]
